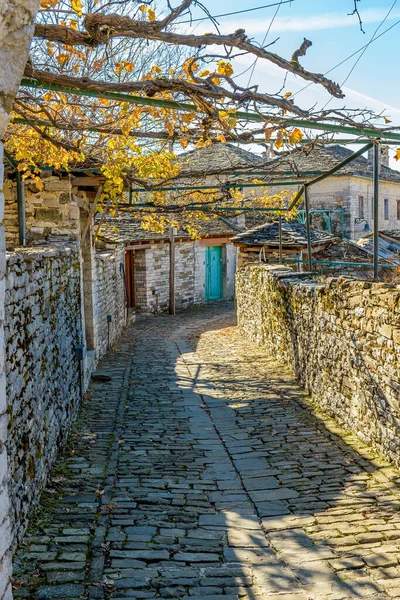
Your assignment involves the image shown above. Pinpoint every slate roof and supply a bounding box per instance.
[231,220,335,247]
[355,235,400,265]
[267,145,400,184]
[178,143,263,177]
[313,239,391,265]
[177,143,400,184]
[96,214,241,244]
[380,230,400,241]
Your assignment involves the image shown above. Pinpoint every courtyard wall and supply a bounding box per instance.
[94,248,126,359]
[5,246,82,548]
[236,265,400,465]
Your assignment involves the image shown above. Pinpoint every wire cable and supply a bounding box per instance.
[292,11,400,99]
[177,0,295,24]
[320,0,397,111]
[246,0,285,88]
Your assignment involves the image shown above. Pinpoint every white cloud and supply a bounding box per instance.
[342,87,400,119]
[190,8,400,36]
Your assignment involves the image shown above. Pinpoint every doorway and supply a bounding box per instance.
[205,246,223,301]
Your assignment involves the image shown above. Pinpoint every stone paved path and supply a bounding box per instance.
[13,304,400,599]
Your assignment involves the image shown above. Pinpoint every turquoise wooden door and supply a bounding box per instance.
[205,246,223,301]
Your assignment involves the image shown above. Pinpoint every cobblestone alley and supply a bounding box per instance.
[13,304,400,600]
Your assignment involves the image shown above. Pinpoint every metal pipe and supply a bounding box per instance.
[281,258,396,269]
[12,118,400,147]
[16,172,26,246]
[20,78,400,141]
[373,142,380,280]
[278,216,283,264]
[117,203,288,212]
[169,226,176,315]
[125,180,308,193]
[304,185,313,272]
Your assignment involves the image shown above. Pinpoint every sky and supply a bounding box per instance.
[178,0,400,164]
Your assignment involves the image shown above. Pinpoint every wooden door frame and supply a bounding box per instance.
[124,249,135,308]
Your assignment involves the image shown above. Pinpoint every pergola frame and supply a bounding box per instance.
[8,75,400,280]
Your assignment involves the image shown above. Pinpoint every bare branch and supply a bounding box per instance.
[23,64,308,116]
[33,14,344,97]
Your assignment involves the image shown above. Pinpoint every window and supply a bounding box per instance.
[384,198,389,220]
[397,200,400,220]
[358,195,364,219]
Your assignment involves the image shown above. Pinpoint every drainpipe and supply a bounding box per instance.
[373,142,380,280]
[304,185,313,272]
[16,172,26,246]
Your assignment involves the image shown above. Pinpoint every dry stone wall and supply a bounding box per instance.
[5,245,83,548]
[236,265,400,465]
[94,247,126,359]
[0,148,12,600]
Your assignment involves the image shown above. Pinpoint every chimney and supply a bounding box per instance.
[367,145,389,172]
[381,145,389,167]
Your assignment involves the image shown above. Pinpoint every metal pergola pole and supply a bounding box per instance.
[304,185,313,272]
[16,172,26,246]
[169,226,176,315]
[373,142,380,280]
[19,78,400,142]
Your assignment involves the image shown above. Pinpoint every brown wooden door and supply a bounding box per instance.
[125,250,135,308]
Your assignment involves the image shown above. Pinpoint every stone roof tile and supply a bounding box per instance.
[232,220,335,247]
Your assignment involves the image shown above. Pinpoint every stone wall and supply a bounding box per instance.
[4,177,86,249]
[0,148,12,600]
[5,245,83,548]
[236,265,400,465]
[94,247,126,359]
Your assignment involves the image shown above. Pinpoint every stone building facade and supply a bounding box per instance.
[264,145,400,240]
[98,217,239,313]
[236,265,400,465]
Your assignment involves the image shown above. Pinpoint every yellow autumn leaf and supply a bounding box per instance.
[124,61,135,73]
[56,53,70,65]
[71,0,83,16]
[41,0,58,7]
[121,122,131,136]
[284,91,292,99]
[139,5,147,11]
[216,133,227,144]
[217,60,234,77]
[180,138,189,149]
[275,130,284,149]
[288,127,303,145]
[115,62,124,75]
[395,149,400,161]
[69,19,78,30]
[264,127,273,142]
[199,70,211,78]
[384,117,392,124]
[45,41,55,56]
[147,8,156,21]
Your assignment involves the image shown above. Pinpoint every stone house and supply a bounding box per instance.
[231,219,398,281]
[231,220,335,268]
[263,144,400,240]
[97,215,242,313]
